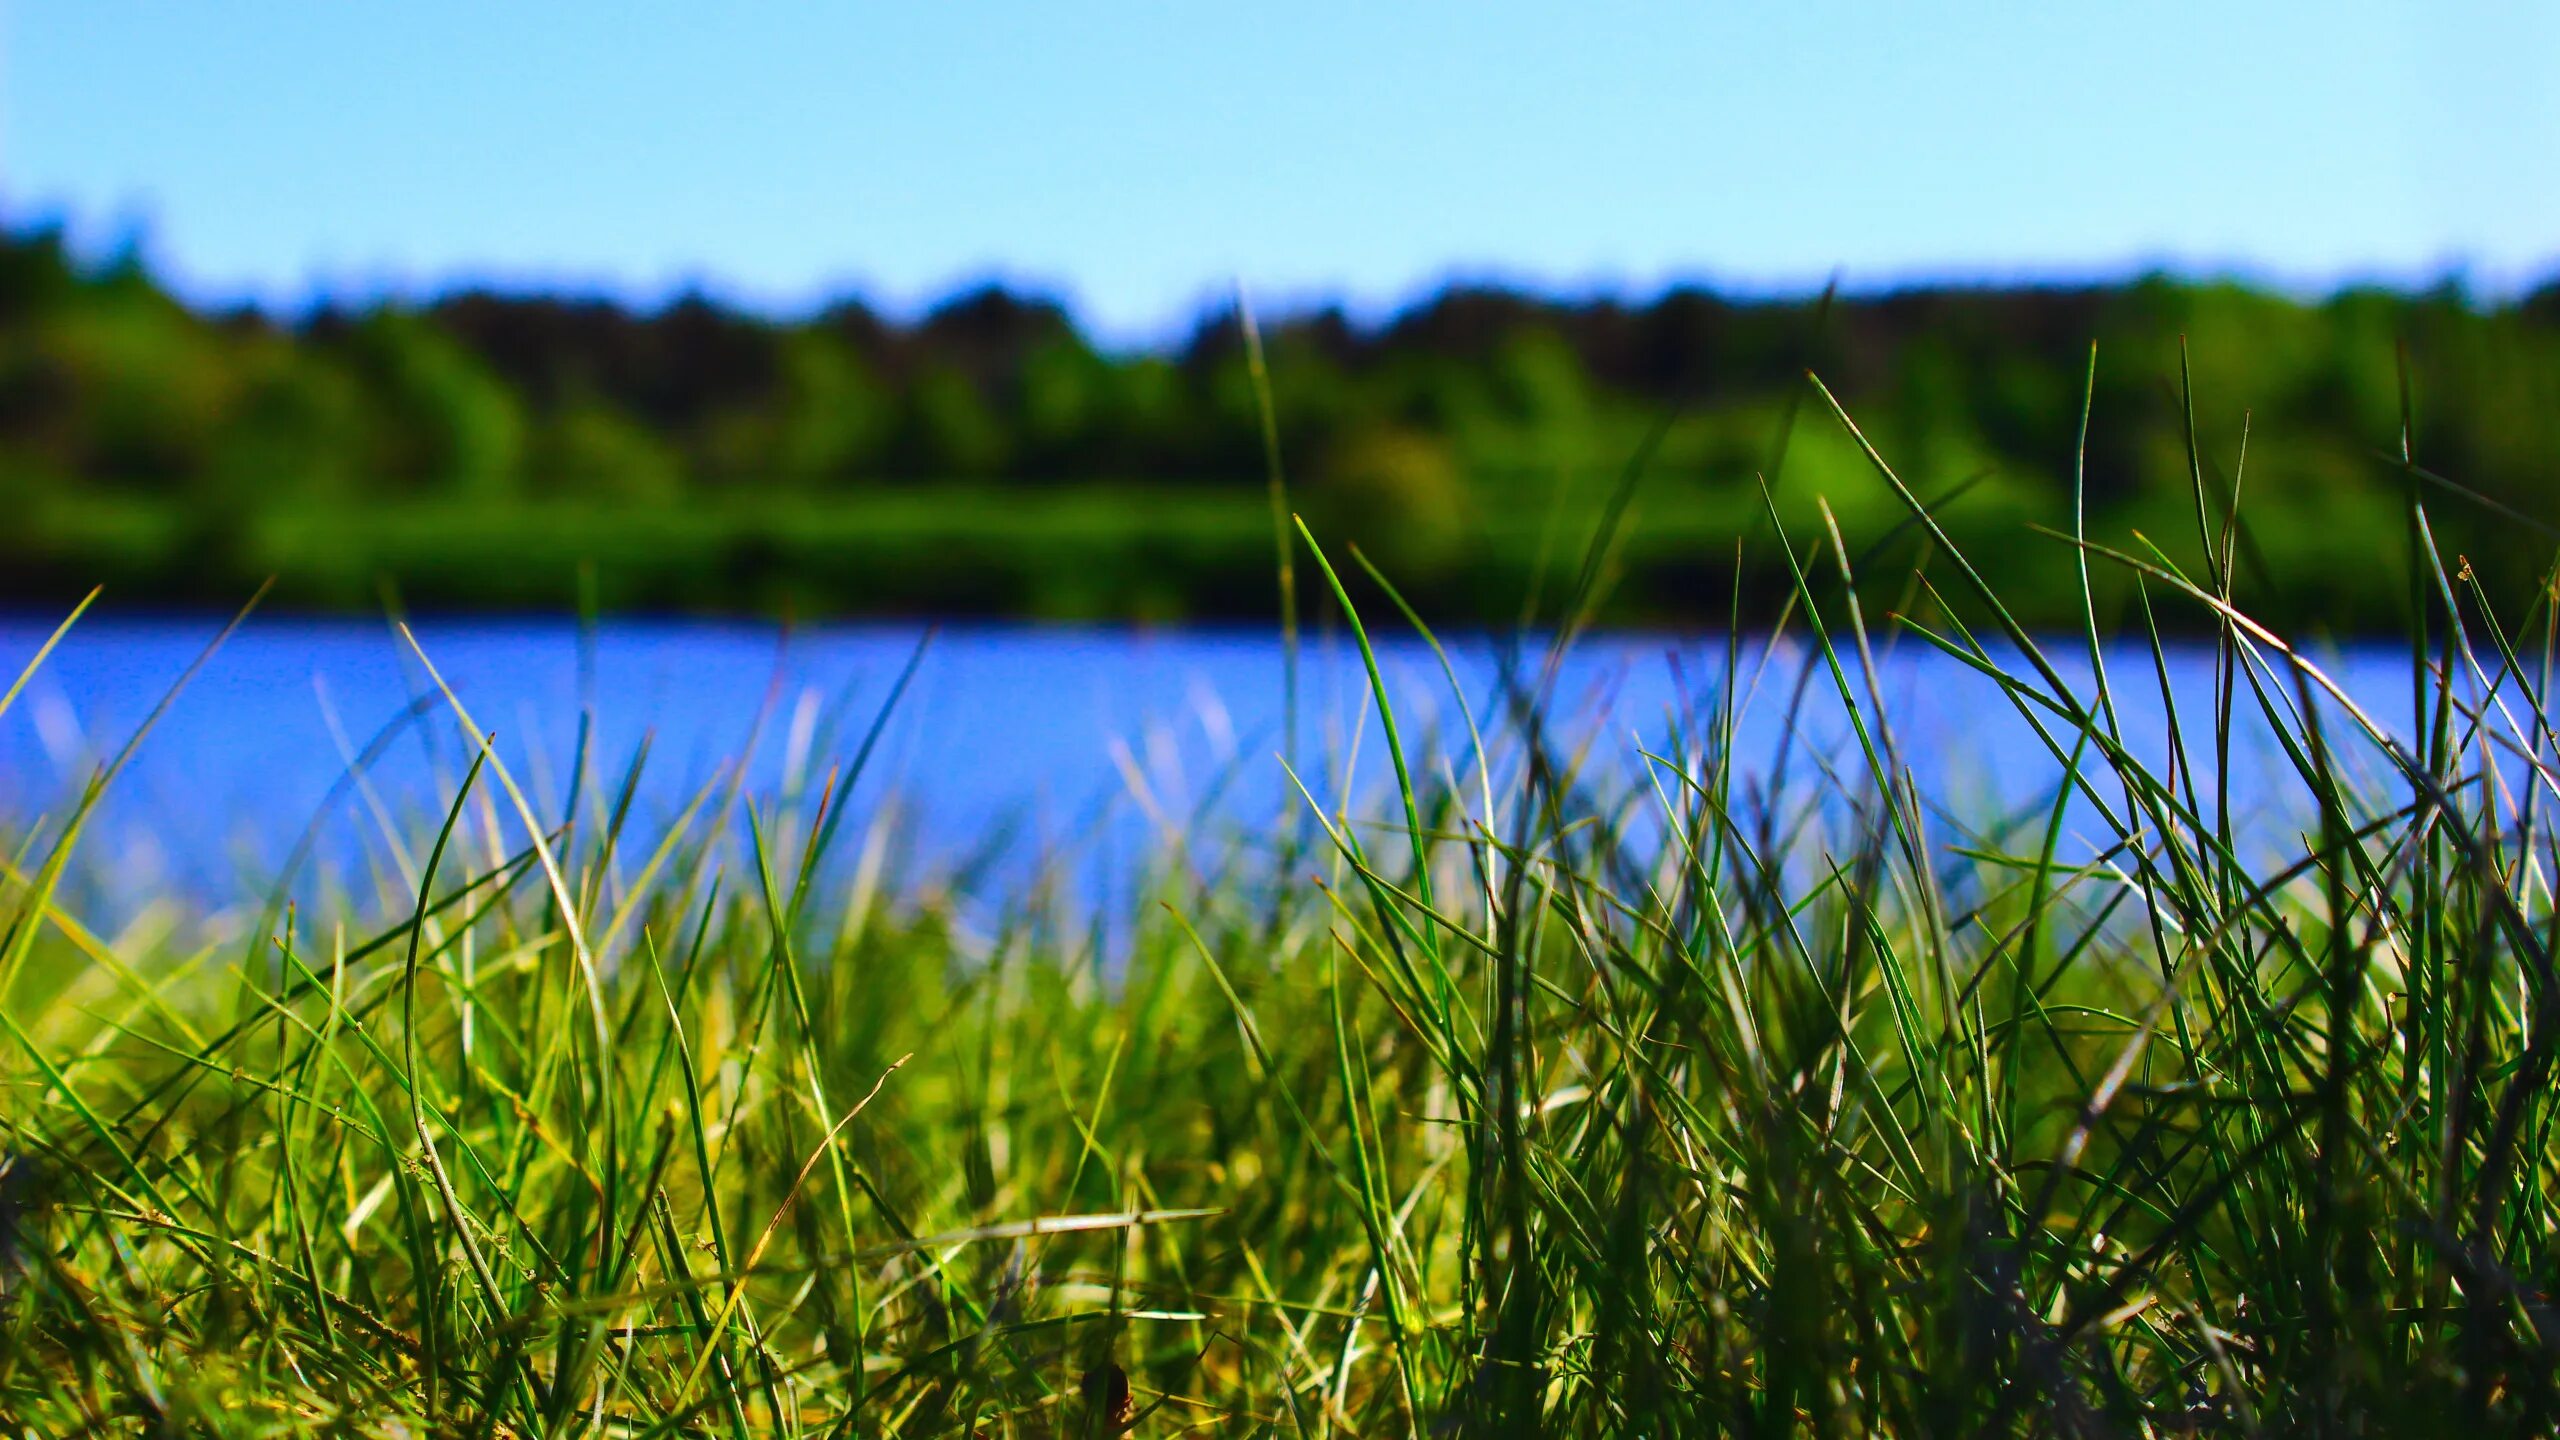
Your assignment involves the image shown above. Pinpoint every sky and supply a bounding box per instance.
[3,2,2555,342]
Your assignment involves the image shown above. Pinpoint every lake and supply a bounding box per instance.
[0,614,2429,920]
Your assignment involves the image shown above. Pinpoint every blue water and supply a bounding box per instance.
[0,614,2427,920]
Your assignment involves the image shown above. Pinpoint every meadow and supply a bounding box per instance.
[6,359,2560,1437]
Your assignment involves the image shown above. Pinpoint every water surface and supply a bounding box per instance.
[0,615,2429,919]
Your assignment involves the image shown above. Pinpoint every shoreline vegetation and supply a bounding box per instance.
[8,348,2560,1430]
[3,225,2556,630]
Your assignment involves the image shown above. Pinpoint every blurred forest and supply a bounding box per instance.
[3,223,2555,630]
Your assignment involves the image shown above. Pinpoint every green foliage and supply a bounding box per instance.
[344,311,528,500]
[0,226,2555,633]
[1302,423,1470,576]
[529,404,684,503]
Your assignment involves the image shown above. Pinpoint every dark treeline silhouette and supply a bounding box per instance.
[4,222,2555,627]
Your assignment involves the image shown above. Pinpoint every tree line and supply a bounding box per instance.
[2,223,2554,627]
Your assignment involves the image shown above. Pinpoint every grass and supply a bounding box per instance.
[5,358,2560,1436]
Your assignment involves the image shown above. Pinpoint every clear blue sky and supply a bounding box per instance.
[4,2,2554,341]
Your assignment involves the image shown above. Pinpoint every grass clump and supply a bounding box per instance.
[6,360,2560,1437]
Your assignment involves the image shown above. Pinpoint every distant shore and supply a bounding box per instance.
[4,227,2552,631]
